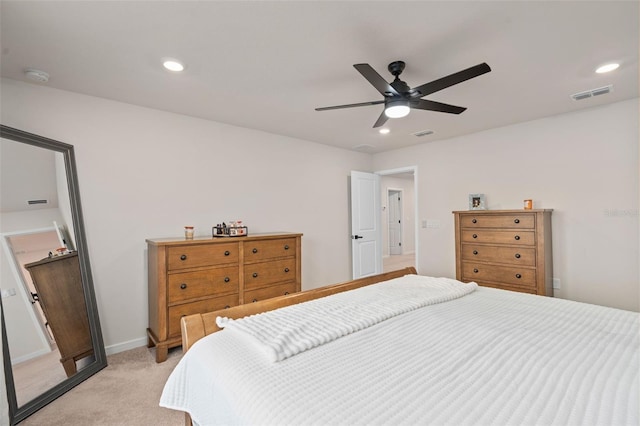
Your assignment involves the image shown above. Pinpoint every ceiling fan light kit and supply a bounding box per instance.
[316,60,491,128]
[385,99,410,118]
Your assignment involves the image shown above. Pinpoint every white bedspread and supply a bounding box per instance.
[216,275,476,362]
[160,276,639,426]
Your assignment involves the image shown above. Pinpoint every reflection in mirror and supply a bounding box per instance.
[0,126,106,425]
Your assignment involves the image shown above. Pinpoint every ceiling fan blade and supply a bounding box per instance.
[315,100,385,111]
[411,99,467,114]
[354,64,400,97]
[411,63,491,98]
[373,109,389,128]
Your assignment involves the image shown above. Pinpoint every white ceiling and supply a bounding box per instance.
[1,1,638,153]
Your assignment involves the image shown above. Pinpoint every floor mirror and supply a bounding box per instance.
[0,125,107,424]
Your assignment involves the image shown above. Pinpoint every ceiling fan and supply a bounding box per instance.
[315,61,491,128]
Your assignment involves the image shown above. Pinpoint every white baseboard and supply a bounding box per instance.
[384,251,415,257]
[11,347,52,365]
[105,337,148,356]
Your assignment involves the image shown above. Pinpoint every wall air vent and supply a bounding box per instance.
[571,85,612,101]
[412,129,434,137]
[27,199,49,205]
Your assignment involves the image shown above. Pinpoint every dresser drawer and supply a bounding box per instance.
[461,245,536,267]
[460,214,534,229]
[244,238,297,263]
[245,282,297,303]
[461,230,535,246]
[168,294,239,337]
[168,266,239,303]
[167,243,238,271]
[244,258,297,291]
[462,262,536,287]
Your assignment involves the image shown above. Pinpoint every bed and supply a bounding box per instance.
[160,267,639,425]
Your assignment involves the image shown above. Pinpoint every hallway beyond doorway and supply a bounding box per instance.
[383,253,415,273]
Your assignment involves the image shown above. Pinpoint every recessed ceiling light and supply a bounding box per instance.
[379,128,390,134]
[596,63,619,74]
[162,58,185,72]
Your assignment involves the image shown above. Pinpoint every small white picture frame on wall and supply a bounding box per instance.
[469,194,486,210]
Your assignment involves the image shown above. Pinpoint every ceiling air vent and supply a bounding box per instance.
[27,199,48,206]
[413,129,434,137]
[571,85,612,101]
[352,144,375,152]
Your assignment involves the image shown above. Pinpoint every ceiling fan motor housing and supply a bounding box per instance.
[388,61,406,77]
[388,61,410,95]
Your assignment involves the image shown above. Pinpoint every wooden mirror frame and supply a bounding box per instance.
[0,125,107,424]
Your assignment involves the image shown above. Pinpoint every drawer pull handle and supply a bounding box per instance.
[224,251,230,256]
[514,235,520,240]
[180,283,187,289]
[514,219,520,224]
[472,234,478,239]
[180,254,187,261]
[473,268,479,273]
[253,272,258,278]
[224,305,231,309]
[284,268,290,273]
[516,274,522,279]
[224,277,230,283]
[252,298,258,303]
[284,291,290,295]
[284,245,290,250]
[472,219,477,223]
[515,253,521,259]
[473,250,478,255]
[252,248,258,254]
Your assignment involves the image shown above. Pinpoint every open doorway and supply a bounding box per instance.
[377,167,417,273]
[388,189,403,255]
[2,228,62,357]
[1,227,73,405]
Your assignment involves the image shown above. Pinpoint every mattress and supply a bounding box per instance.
[160,275,639,426]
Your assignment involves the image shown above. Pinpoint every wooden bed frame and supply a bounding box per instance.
[180,267,416,353]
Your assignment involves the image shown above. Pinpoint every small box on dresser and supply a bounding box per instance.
[453,210,552,296]
[147,232,302,362]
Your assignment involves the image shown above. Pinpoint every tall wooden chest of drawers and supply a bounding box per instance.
[147,232,302,362]
[453,210,553,296]
[24,252,93,376]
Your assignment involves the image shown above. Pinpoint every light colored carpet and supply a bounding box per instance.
[21,346,184,425]
[382,253,415,273]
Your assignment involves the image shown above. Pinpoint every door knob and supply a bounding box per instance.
[352,235,364,239]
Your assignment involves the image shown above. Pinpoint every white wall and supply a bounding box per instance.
[1,78,372,352]
[373,99,639,312]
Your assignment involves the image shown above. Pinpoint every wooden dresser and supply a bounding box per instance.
[146,232,302,362]
[24,252,93,377]
[453,210,553,296]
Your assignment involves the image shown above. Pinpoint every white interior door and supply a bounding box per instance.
[350,171,382,279]
[388,190,402,255]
